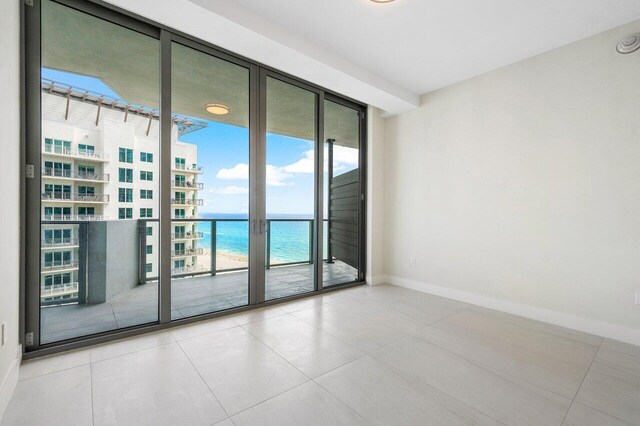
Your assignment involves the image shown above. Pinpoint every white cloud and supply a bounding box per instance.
[283,150,314,174]
[266,165,293,186]
[216,163,249,180]
[212,186,249,195]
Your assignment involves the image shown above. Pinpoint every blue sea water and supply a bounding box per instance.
[198,213,327,264]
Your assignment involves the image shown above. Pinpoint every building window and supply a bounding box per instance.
[118,208,133,219]
[140,208,153,218]
[146,226,153,236]
[119,147,133,163]
[146,245,153,254]
[146,263,153,273]
[174,208,186,219]
[140,189,153,199]
[118,168,133,183]
[78,144,95,156]
[119,188,133,202]
[140,152,153,163]
[140,171,153,181]
[78,207,95,216]
[78,186,95,195]
[175,157,186,170]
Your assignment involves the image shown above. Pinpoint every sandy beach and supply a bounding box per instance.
[201,252,249,271]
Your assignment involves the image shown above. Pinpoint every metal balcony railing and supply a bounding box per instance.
[42,168,110,182]
[171,198,203,206]
[42,192,110,202]
[40,282,79,298]
[173,163,203,173]
[44,144,109,160]
[171,180,204,189]
[42,214,106,221]
[42,237,79,247]
[171,248,206,257]
[171,264,207,275]
[41,259,79,271]
[171,231,204,240]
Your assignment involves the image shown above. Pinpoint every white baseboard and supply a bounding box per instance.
[385,275,640,347]
[366,275,387,286]
[0,345,21,421]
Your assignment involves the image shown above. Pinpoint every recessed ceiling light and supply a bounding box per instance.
[205,103,230,115]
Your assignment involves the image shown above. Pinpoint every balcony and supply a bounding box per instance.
[171,231,204,240]
[42,192,110,203]
[43,145,109,161]
[42,214,106,221]
[171,180,203,190]
[42,237,79,248]
[43,168,109,182]
[171,198,203,206]
[40,282,79,299]
[172,163,203,173]
[41,259,79,272]
[171,248,206,257]
[171,264,207,276]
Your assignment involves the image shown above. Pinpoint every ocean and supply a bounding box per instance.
[197,213,327,264]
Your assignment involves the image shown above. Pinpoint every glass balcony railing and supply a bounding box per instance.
[42,192,110,202]
[42,168,109,182]
[170,198,203,206]
[41,259,80,271]
[40,282,79,299]
[170,180,203,189]
[42,237,79,247]
[172,163,203,173]
[43,144,109,160]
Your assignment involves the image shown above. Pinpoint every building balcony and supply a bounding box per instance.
[171,198,203,206]
[42,192,110,203]
[43,145,109,162]
[171,264,207,275]
[172,164,203,173]
[171,248,207,257]
[42,237,80,248]
[43,168,109,182]
[41,259,80,272]
[171,231,204,240]
[40,282,79,299]
[171,180,203,190]
[42,214,106,221]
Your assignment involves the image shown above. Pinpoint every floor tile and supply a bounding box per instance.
[19,348,91,381]
[316,356,500,426]
[92,343,226,426]
[414,309,598,404]
[243,314,364,378]
[371,336,568,425]
[1,365,93,426]
[90,330,175,362]
[179,326,308,415]
[228,305,288,326]
[231,381,366,426]
[563,402,634,426]
[170,317,238,341]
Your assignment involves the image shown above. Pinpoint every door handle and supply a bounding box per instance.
[251,219,258,234]
[260,220,269,234]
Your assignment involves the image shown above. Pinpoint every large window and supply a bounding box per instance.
[25,0,365,352]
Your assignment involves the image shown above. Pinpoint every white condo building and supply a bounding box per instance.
[40,80,206,304]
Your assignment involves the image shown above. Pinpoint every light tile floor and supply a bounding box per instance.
[4,284,639,426]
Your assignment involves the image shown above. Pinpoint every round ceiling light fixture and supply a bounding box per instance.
[370,0,396,3]
[205,103,230,115]
[616,33,640,54]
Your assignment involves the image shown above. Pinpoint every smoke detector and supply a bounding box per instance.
[616,33,640,54]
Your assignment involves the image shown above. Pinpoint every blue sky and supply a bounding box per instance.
[43,68,357,217]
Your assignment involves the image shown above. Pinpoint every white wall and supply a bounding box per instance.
[0,0,22,418]
[366,106,386,285]
[384,20,640,344]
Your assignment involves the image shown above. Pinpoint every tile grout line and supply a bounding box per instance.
[89,353,95,426]
[559,338,603,425]
[175,339,232,420]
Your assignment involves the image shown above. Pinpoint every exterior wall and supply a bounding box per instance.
[383,20,640,344]
[0,0,21,419]
[40,90,202,302]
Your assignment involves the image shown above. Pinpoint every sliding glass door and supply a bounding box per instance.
[170,41,252,319]
[25,0,366,352]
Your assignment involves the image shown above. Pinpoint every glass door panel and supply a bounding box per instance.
[170,42,251,319]
[39,0,160,344]
[322,100,362,287]
[264,77,317,300]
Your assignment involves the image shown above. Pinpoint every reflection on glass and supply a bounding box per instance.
[39,0,160,343]
[265,77,317,300]
[170,42,250,319]
[323,100,361,287]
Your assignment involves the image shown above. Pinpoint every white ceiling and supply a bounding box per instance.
[209,0,640,94]
[105,0,640,115]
